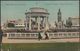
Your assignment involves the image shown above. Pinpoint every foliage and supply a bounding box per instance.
[66,17,72,27]
[7,23,15,27]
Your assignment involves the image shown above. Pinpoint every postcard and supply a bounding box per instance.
[0,0,80,51]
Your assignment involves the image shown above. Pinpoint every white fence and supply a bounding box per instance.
[4,32,79,39]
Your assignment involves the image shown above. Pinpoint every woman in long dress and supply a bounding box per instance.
[45,32,49,40]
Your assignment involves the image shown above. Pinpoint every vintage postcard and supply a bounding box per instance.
[0,0,80,51]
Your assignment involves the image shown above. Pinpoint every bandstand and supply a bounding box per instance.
[25,7,49,31]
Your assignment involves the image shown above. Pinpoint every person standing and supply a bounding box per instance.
[38,32,42,41]
[44,32,49,40]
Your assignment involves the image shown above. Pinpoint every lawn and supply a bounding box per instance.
[1,42,80,51]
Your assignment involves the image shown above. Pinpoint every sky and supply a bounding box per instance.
[1,1,79,25]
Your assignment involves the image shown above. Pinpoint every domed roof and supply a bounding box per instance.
[30,7,48,13]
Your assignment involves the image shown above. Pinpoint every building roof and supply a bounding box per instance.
[25,12,49,15]
[26,7,49,14]
[30,7,46,9]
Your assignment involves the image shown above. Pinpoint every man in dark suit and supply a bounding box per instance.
[38,32,42,41]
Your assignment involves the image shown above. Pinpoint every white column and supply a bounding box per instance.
[29,16,31,30]
[35,17,37,22]
[46,16,48,24]
[25,16,28,30]
[38,16,40,30]
[35,17,37,26]
[45,16,48,30]
[45,17,47,30]
[42,17,44,28]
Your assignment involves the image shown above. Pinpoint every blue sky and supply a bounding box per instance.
[1,1,79,25]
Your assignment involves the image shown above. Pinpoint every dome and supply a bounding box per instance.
[30,7,48,13]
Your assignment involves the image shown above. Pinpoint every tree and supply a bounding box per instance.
[7,23,15,27]
[66,17,72,28]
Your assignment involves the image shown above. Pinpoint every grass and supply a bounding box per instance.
[1,42,80,51]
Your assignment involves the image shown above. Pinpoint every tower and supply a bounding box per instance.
[57,9,62,22]
[56,8,64,29]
